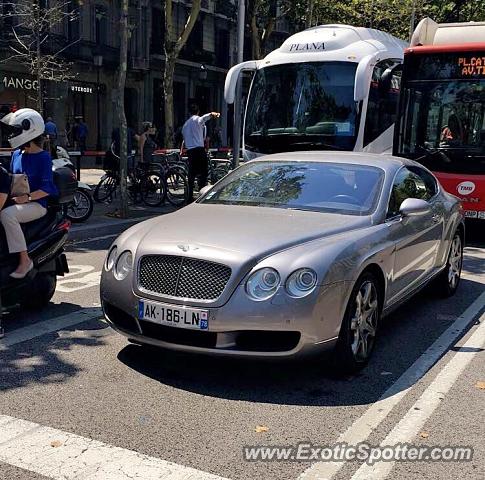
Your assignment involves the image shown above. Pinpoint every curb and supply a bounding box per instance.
[68,215,156,242]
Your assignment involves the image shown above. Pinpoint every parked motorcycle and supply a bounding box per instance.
[0,165,77,333]
[55,147,94,223]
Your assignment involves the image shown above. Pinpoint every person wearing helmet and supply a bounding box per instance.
[0,108,58,279]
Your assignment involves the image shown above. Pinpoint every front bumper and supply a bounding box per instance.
[101,270,350,359]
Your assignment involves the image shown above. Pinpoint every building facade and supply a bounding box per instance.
[0,0,290,150]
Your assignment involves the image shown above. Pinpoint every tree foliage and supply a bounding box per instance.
[1,0,78,112]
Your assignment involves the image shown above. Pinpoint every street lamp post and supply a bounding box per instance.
[93,54,103,152]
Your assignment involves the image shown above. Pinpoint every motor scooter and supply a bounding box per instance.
[55,146,94,223]
[0,165,77,337]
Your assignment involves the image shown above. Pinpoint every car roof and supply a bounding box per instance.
[251,151,407,170]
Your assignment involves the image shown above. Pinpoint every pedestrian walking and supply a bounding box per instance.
[44,117,57,141]
[181,104,220,202]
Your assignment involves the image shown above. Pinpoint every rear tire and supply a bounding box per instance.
[435,231,463,298]
[141,171,166,207]
[67,189,94,223]
[166,166,188,206]
[24,273,57,309]
[94,174,117,203]
[333,272,381,374]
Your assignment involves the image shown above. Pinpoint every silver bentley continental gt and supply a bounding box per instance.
[100,152,464,372]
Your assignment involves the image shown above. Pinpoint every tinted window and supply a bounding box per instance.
[408,166,438,199]
[245,62,359,154]
[388,167,429,217]
[201,161,384,216]
[364,60,402,146]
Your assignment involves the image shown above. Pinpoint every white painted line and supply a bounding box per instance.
[0,308,102,350]
[0,414,227,480]
[351,311,485,479]
[299,290,485,480]
[68,233,118,245]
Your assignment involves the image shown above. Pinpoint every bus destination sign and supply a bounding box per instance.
[458,56,485,76]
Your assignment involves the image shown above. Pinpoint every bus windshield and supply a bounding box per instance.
[244,62,359,154]
[396,53,485,174]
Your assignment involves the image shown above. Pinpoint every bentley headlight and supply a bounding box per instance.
[286,268,318,298]
[114,250,133,280]
[246,268,280,301]
[106,246,118,271]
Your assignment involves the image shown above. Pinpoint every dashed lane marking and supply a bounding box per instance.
[0,308,102,350]
[0,415,228,480]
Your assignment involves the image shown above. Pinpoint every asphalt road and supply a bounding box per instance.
[0,224,484,480]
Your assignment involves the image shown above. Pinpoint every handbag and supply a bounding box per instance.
[10,173,30,197]
[9,151,30,198]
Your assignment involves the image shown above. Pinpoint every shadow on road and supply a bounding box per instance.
[0,319,108,393]
[118,277,485,408]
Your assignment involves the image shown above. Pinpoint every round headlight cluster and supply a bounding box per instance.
[245,267,318,301]
[286,268,318,298]
[106,246,118,271]
[246,268,281,301]
[114,251,133,280]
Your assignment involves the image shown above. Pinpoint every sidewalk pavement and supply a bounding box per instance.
[69,168,176,242]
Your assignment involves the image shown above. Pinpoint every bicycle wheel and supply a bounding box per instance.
[166,166,188,207]
[141,171,166,207]
[94,174,117,203]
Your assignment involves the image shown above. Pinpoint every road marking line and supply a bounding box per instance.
[0,308,102,350]
[351,311,485,479]
[299,290,485,480]
[0,414,227,480]
[68,233,119,245]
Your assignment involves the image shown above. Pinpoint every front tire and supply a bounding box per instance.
[24,273,57,309]
[435,231,463,297]
[334,273,381,374]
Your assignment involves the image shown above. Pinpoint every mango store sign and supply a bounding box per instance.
[2,75,39,91]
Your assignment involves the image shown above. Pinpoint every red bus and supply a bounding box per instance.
[394,18,485,220]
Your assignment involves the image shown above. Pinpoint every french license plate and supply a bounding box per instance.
[138,300,209,330]
[464,210,478,218]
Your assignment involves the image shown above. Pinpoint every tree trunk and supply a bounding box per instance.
[250,15,261,60]
[306,0,314,28]
[163,58,176,148]
[117,0,129,219]
[163,0,202,148]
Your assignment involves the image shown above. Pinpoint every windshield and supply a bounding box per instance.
[200,161,384,216]
[396,53,485,174]
[244,62,359,154]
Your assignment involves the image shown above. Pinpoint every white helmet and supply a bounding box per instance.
[0,108,45,149]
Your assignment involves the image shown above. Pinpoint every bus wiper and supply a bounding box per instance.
[415,145,451,163]
[289,141,346,151]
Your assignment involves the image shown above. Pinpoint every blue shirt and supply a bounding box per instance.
[11,150,58,207]
[44,121,57,137]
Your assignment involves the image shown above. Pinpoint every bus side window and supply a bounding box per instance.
[364,60,402,147]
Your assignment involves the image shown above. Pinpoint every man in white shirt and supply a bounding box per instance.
[181,104,220,202]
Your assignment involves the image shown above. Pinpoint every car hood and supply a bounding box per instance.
[135,204,371,260]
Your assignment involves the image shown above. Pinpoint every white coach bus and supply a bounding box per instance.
[225,25,407,160]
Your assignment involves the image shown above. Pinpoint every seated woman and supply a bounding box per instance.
[0,108,58,279]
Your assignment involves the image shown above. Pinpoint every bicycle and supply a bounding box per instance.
[94,145,166,207]
[152,152,189,207]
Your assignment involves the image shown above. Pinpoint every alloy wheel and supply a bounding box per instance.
[448,235,462,290]
[349,280,378,362]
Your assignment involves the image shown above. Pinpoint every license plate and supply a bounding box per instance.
[138,300,209,330]
[464,210,478,218]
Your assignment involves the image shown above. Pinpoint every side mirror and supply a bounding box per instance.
[224,60,259,104]
[198,185,212,197]
[379,63,402,93]
[399,198,430,217]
